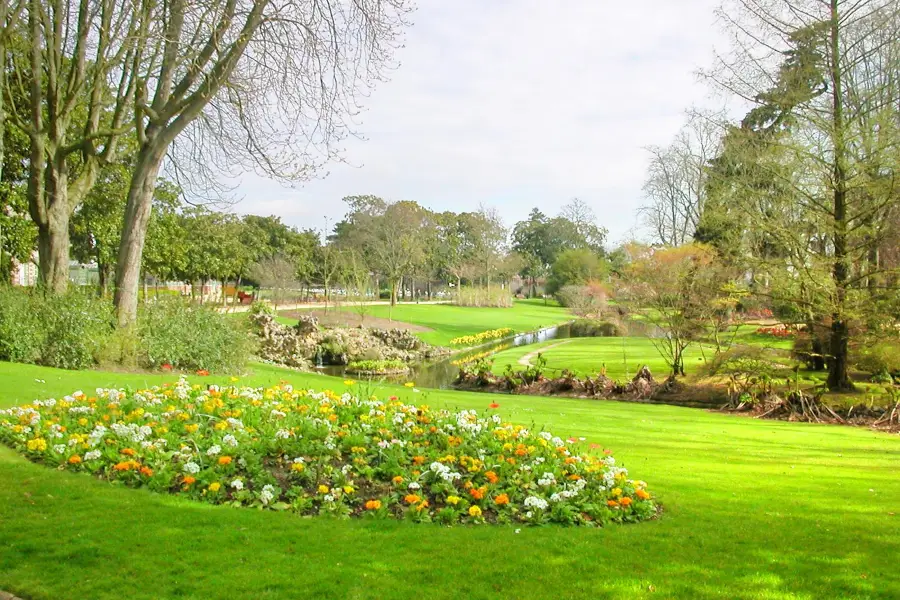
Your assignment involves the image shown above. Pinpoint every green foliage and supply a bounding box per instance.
[569,319,626,338]
[0,287,113,369]
[137,299,252,372]
[546,249,606,295]
[346,359,408,374]
[0,287,44,363]
[852,340,900,380]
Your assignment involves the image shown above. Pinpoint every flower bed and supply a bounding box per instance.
[449,328,514,347]
[0,381,657,526]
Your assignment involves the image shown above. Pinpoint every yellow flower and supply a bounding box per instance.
[209,482,221,492]
[318,485,330,494]
[230,377,239,383]
[344,379,356,386]
[404,382,416,388]
[184,423,199,433]
[291,462,305,472]
[468,505,482,517]
[343,485,355,494]
[446,495,461,506]
[26,438,47,452]
[612,487,622,497]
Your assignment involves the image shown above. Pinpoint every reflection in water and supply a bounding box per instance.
[318,323,575,389]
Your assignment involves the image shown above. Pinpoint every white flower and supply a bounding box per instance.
[206,445,221,456]
[183,462,200,474]
[53,444,66,454]
[408,482,421,490]
[260,484,276,505]
[231,479,244,490]
[524,496,549,510]
[84,450,102,461]
[274,429,291,440]
[223,434,238,447]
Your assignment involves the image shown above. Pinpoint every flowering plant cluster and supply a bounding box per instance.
[449,328,514,348]
[756,324,795,338]
[0,380,657,526]
[450,344,511,367]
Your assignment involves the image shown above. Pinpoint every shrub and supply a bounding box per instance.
[455,286,512,308]
[555,282,608,317]
[138,299,252,372]
[0,287,44,363]
[0,287,113,369]
[569,319,626,338]
[41,291,114,369]
[852,340,900,380]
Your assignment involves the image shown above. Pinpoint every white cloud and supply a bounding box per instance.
[228,0,727,244]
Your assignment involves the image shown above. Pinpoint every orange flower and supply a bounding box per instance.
[218,456,233,466]
[68,455,83,465]
[196,369,210,376]
[183,475,197,486]
[636,489,651,500]
[469,486,487,500]
[392,475,404,485]
[494,493,510,506]
[607,500,619,508]
[413,456,425,465]
[485,471,499,484]
[620,497,633,507]
[140,466,154,477]
[114,461,134,471]
[364,500,382,510]
[404,494,421,505]
[120,448,136,456]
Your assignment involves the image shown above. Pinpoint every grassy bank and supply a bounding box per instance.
[280,299,573,347]
[1,360,898,599]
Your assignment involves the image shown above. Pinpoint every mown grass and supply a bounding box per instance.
[1,360,899,599]
[280,299,572,347]
[491,337,713,380]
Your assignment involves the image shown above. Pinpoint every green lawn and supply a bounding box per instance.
[1,360,899,599]
[282,299,573,347]
[491,337,713,380]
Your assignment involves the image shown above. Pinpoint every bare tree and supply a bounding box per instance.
[702,0,900,390]
[640,111,724,246]
[5,0,143,291]
[113,0,414,326]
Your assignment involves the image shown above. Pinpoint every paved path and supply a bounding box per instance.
[516,340,572,367]
[219,300,449,314]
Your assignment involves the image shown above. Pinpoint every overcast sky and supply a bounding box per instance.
[229,1,727,246]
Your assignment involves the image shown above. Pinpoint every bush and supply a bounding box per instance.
[41,291,114,369]
[0,287,113,369]
[555,282,608,317]
[138,299,252,372]
[852,340,900,380]
[569,319,626,337]
[455,286,512,308]
[0,287,44,363]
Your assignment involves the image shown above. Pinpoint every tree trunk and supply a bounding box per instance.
[35,200,71,293]
[826,1,854,392]
[390,279,398,307]
[114,142,166,327]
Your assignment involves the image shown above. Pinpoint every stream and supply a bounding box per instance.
[316,322,579,389]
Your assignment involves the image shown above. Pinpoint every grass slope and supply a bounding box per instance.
[281,299,573,347]
[491,337,713,380]
[1,361,899,599]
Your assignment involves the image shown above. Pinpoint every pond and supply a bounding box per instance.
[316,322,579,389]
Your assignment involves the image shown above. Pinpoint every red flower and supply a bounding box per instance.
[196,369,210,376]
[489,402,500,409]
[567,437,577,443]
[161,364,173,372]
